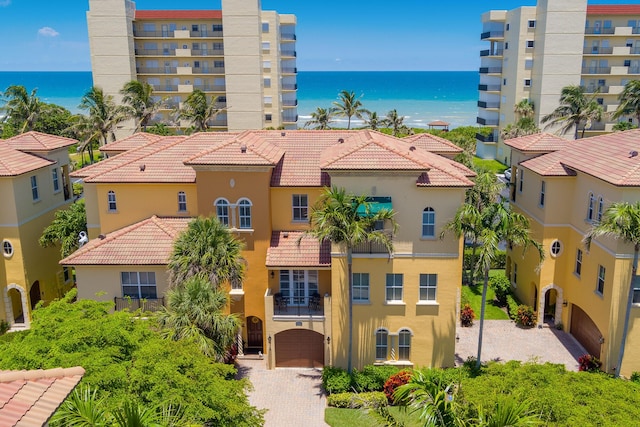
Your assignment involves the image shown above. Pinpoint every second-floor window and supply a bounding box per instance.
[178,191,187,212]
[597,265,605,295]
[587,193,595,221]
[419,274,437,302]
[108,190,117,211]
[575,249,583,276]
[52,168,60,192]
[215,198,253,229]
[386,273,403,302]
[238,199,252,229]
[352,273,370,302]
[293,194,308,221]
[539,181,546,207]
[215,198,230,226]
[31,175,39,201]
[422,207,435,238]
[597,196,604,222]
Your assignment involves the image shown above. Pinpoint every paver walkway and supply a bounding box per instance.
[236,357,328,427]
[455,319,586,371]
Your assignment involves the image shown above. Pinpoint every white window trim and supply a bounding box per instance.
[352,272,370,303]
[237,197,253,230]
[550,239,563,258]
[292,194,309,222]
[421,207,436,239]
[385,273,404,302]
[2,240,14,258]
[177,191,188,213]
[120,271,158,299]
[31,175,40,202]
[52,168,61,193]
[419,273,438,302]
[107,190,117,212]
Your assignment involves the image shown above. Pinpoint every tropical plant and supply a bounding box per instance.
[120,80,165,133]
[383,370,412,403]
[515,305,537,328]
[304,107,334,130]
[332,90,368,130]
[79,86,129,147]
[612,121,637,132]
[475,396,542,427]
[39,200,87,258]
[51,386,110,427]
[158,275,240,361]
[613,80,640,125]
[168,216,245,289]
[363,110,381,131]
[460,304,475,327]
[383,109,408,137]
[578,354,602,372]
[490,274,511,306]
[146,122,176,136]
[541,85,604,139]
[0,85,41,134]
[307,186,397,373]
[584,201,640,377]
[175,89,224,132]
[501,100,539,140]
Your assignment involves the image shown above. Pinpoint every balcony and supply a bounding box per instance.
[191,49,224,56]
[630,67,640,75]
[152,85,179,92]
[193,84,226,92]
[480,31,504,40]
[476,132,496,142]
[281,67,297,74]
[477,100,500,109]
[273,293,324,317]
[632,47,640,54]
[585,27,615,35]
[582,66,611,74]
[135,49,176,56]
[114,297,165,312]
[282,83,298,91]
[585,85,609,94]
[189,30,223,38]
[280,33,296,41]
[192,67,225,74]
[282,114,298,123]
[479,67,502,74]
[477,117,499,126]
[137,67,177,74]
[281,50,297,57]
[133,30,174,38]
[282,99,298,107]
[583,47,613,55]
[480,49,503,57]
[207,118,228,127]
[478,84,501,92]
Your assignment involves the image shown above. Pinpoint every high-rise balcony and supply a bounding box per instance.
[282,99,298,107]
[191,49,225,56]
[476,132,497,143]
[281,50,297,57]
[135,48,176,56]
[478,84,501,92]
[282,83,298,91]
[192,67,225,74]
[476,117,499,126]
[282,113,298,123]
[281,67,297,74]
[280,33,296,41]
[480,49,504,57]
[480,30,504,40]
[585,27,615,35]
[583,47,614,55]
[137,67,177,74]
[193,84,226,92]
[582,66,612,74]
[477,101,500,109]
[585,85,609,94]
[479,67,502,74]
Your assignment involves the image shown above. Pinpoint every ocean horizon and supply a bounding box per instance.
[0,70,479,129]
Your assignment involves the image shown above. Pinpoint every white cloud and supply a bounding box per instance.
[38,27,60,37]
[0,0,10,6]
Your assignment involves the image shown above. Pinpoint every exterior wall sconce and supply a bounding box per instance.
[326,336,330,345]
[562,301,568,307]
[270,271,275,279]
[268,335,272,344]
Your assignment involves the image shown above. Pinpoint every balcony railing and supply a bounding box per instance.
[133,30,174,38]
[281,67,297,74]
[476,132,496,142]
[479,67,502,74]
[135,49,176,56]
[477,100,500,109]
[207,118,228,127]
[583,47,613,55]
[630,67,640,74]
[114,297,165,312]
[191,49,224,56]
[281,50,297,57]
[480,30,504,40]
[585,27,615,35]
[152,85,179,92]
[273,294,324,316]
[478,84,501,91]
[634,27,640,34]
[193,84,226,92]
[282,83,298,90]
[480,49,504,57]
[477,117,499,126]
[632,47,640,54]
[585,85,609,94]
[582,66,611,74]
[585,122,606,131]
[192,67,225,74]
[280,33,296,41]
[137,67,177,74]
[282,99,298,106]
[189,30,224,38]
[282,114,298,123]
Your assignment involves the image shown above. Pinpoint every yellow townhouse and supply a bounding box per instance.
[62,130,474,370]
[505,129,640,376]
[0,132,76,328]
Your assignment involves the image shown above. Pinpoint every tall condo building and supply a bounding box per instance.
[476,1,640,164]
[87,0,298,133]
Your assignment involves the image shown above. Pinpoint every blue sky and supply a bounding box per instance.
[0,0,628,71]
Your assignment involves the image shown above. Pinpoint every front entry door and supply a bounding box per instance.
[247,316,263,353]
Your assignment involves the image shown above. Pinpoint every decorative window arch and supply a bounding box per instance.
[422,207,435,237]
[398,328,412,361]
[108,190,117,211]
[375,328,389,360]
[178,191,187,212]
[597,196,604,222]
[237,198,252,229]
[587,192,595,221]
[215,198,230,226]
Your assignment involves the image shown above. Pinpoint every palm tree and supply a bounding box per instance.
[363,111,381,131]
[541,85,602,139]
[303,107,334,130]
[501,100,539,140]
[514,99,535,120]
[79,86,129,147]
[584,201,640,378]
[332,90,367,130]
[613,80,640,126]
[175,89,224,132]
[168,216,245,289]
[120,80,164,133]
[475,397,542,427]
[158,275,240,361]
[307,186,397,373]
[384,109,408,137]
[51,386,110,427]
[1,85,41,133]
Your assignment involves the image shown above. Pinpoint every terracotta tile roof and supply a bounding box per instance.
[266,231,331,268]
[503,133,571,153]
[185,131,285,167]
[100,133,163,154]
[4,131,77,152]
[520,129,640,185]
[587,5,640,15]
[135,10,222,20]
[403,133,463,154]
[428,120,449,126]
[0,366,84,427]
[61,216,191,265]
[0,144,55,177]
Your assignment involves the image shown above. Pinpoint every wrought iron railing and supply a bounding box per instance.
[114,297,165,312]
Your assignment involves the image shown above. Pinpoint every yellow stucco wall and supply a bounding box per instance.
[269,187,323,231]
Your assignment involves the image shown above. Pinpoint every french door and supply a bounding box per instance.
[279,270,318,306]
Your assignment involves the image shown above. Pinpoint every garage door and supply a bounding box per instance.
[570,305,601,358]
[275,329,324,368]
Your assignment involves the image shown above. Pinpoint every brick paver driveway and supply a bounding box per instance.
[236,357,328,427]
[455,319,587,371]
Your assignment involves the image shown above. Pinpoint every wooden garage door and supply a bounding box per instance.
[570,305,601,358]
[275,329,324,368]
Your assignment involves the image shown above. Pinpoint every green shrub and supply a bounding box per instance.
[515,305,537,327]
[0,320,9,336]
[383,371,412,403]
[506,294,520,320]
[492,250,506,269]
[327,391,387,409]
[72,182,84,197]
[460,304,475,327]
[353,365,400,392]
[322,366,352,394]
[631,372,640,383]
[578,354,602,372]
[490,274,511,306]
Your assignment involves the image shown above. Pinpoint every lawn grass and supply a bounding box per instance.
[325,407,422,427]
[472,157,506,174]
[461,270,510,320]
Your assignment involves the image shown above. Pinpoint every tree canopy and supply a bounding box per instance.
[39,200,87,258]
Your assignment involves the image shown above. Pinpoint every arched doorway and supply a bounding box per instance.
[30,280,41,310]
[246,316,263,354]
[4,284,30,328]
[544,289,558,324]
[538,284,563,327]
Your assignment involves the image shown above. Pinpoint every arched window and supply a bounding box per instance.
[587,193,595,221]
[238,198,252,229]
[398,329,412,361]
[422,207,435,238]
[597,196,604,222]
[108,190,117,211]
[215,198,230,226]
[375,329,388,360]
[178,191,187,212]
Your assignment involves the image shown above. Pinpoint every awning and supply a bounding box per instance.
[356,197,392,216]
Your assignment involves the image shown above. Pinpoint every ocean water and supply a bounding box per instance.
[0,71,478,128]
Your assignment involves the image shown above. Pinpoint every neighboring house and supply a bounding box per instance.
[476,0,640,163]
[62,129,475,370]
[504,128,640,377]
[87,0,298,134]
[0,132,77,329]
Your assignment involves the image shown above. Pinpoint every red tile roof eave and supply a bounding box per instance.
[586,5,640,15]
[0,161,55,177]
[61,261,169,266]
[559,163,640,187]
[265,263,331,269]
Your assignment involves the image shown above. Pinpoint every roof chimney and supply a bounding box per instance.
[240,144,247,153]
[139,164,146,171]
[281,132,286,137]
